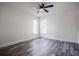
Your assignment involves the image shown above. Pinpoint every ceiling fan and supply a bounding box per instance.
[36,3,54,13]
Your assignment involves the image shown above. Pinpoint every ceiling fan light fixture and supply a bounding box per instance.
[40,9,44,12]
[37,9,44,13]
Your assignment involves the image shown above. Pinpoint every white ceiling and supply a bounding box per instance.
[0,2,79,16]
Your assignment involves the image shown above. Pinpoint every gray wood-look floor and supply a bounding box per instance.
[0,37,79,56]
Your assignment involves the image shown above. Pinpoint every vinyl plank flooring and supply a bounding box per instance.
[0,37,79,56]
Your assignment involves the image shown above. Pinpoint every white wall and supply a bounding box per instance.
[0,3,38,48]
[78,8,79,43]
[0,2,79,48]
[41,9,78,43]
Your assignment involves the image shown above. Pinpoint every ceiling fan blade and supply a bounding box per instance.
[42,3,44,8]
[39,4,42,8]
[44,5,54,8]
[44,9,48,13]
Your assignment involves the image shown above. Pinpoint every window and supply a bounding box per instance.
[40,20,47,34]
[33,20,38,34]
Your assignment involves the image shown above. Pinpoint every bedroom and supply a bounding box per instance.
[0,2,79,56]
